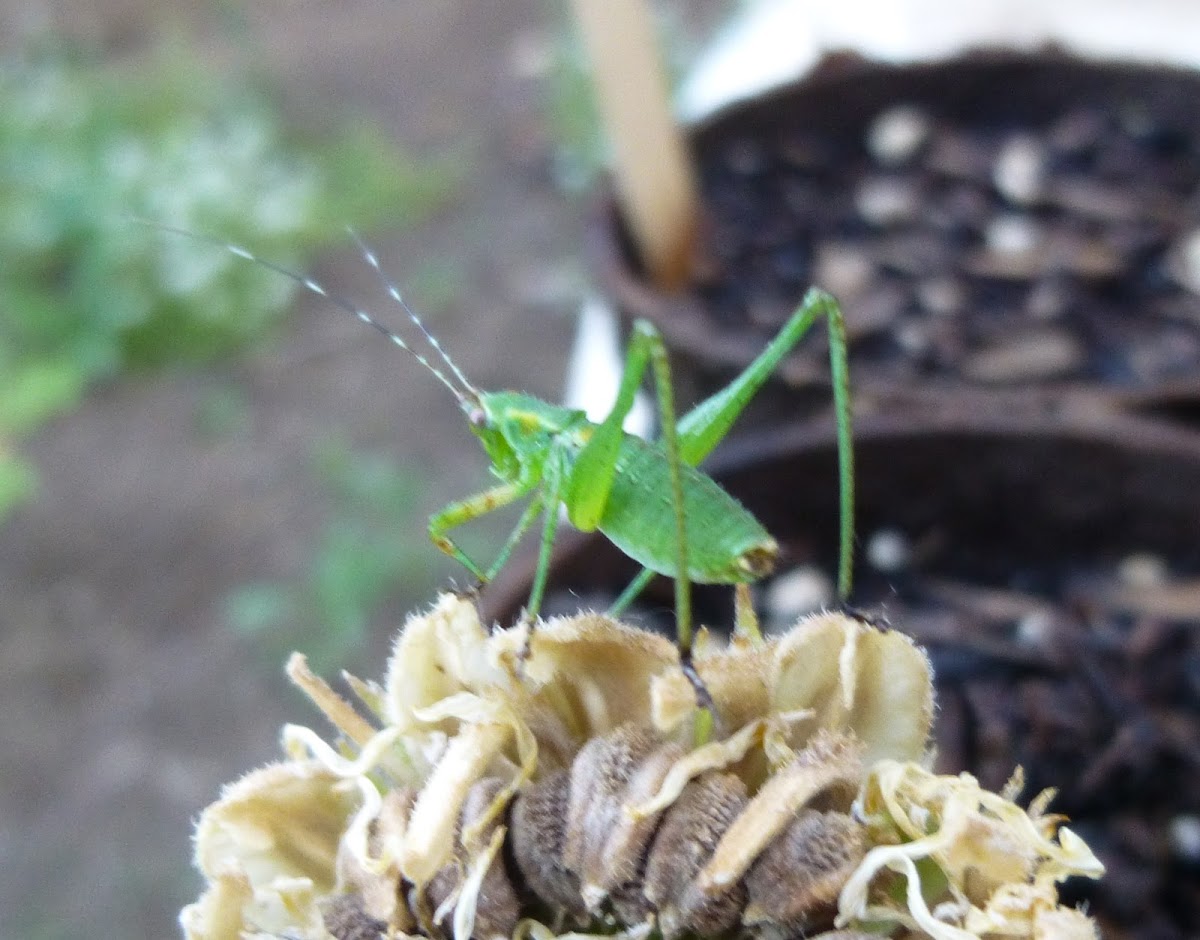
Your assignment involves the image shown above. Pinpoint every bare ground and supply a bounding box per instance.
[0,1,592,935]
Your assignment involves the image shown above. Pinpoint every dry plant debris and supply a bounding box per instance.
[180,594,1102,940]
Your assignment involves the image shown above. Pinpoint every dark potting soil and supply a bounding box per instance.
[838,549,1200,940]
[690,68,1200,390]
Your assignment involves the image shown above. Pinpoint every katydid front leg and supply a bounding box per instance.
[427,445,565,623]
[428,479,537,586]
[611,288,856,613]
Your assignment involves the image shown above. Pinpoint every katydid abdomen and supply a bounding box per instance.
[596,434,777,583]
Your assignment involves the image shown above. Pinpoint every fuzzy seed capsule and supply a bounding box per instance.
[181,595,1102,940]
[642,772,749,939]
[743,809,867,929]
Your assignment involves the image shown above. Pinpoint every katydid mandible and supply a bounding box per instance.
[156,226,855,666]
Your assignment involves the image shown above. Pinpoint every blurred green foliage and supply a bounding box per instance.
[0,45,466,520]
[225,437,434,672]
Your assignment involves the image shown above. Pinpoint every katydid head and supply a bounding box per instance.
[464,394,519,479]
[462,391,570,483]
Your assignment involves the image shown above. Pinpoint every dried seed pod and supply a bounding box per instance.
[508,769,584,921]
[563,725,686,913]
[183,596,1102,940]
[696,729,865,897]
[642,772,749,939]
[507,727,866,937]
[425,778,520,940]
[322,893,387,940]
[560,723,658,906]
[743,809,867,929]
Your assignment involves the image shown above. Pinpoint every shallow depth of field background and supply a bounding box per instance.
[7,1,1200,938]
[0,2,730,935]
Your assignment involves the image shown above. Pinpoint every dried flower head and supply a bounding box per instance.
[180,594,1102,940]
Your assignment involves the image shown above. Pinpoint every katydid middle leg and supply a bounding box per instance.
[428,459,568,620]
[523,446,568,620]
[610,287,856,614]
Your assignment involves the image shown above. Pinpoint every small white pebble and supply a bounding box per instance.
[894,320,930,359]
[1170,229,1200,295]
[765,565,834,628]
[867,105,930,165]
[1170,815,1200,862]
[866,528,911,574]
[985,214,1040,255]
[1117,552,1168,589]
[1026,280,1069,320]
[916,277,964,317]
[993,133,1045,205]
[814,243,874,300]
[855,177,919,227]
[1016,610,1054,647]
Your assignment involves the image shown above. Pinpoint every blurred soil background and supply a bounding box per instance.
[0,1,728,936]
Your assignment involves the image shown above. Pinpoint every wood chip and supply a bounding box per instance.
[1047,178,1149,223]
[924,131,992,180]
[1100,578,1200,621]
[969,226,1122,281]
[962,329,1086,382]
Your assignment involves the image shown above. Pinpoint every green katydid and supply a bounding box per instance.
[154,225,855,676]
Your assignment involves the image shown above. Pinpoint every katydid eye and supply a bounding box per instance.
[468,407,487,427]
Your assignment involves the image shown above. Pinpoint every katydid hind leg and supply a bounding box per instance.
[624,322,713,729]
[569,321,695,659]
[822,290,856,603]
[677,288,840,465]
[637,321,694,661]
[565,320,658,533]
[614,288,856,607]
[712,288,854,602]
